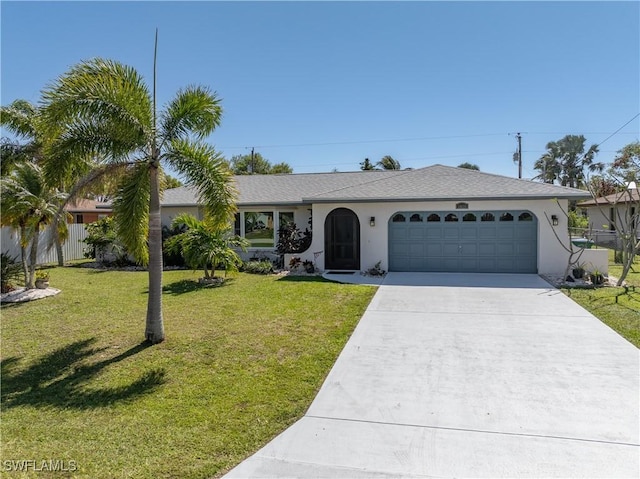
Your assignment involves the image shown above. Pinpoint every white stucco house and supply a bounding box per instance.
[161,164,592,277]
[578,188,639,248]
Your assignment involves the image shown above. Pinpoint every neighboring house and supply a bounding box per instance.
[161,164,590,276]
[578,188,640,246]
[64,199,112,224]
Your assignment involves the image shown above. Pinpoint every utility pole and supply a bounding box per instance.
[250,147,255,174]
[516,132,522,179]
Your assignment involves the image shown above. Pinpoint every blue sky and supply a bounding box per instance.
[2,1,638,179]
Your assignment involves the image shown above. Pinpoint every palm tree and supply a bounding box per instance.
[0,99,89,266]
[377,155,401,170]
[40,57,236,344]
[0,162,67,288]
[360,158,376,171]
[534,135,601,188]
[457,162,480,171]
[164,213,248,279]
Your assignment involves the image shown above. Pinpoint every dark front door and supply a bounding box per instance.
[325,208,360,270]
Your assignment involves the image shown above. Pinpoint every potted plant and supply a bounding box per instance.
[288,256,302,271]
[572,262,585,279]
[35,271,50,289]
[302,260,315,273]
[589,268,604,285]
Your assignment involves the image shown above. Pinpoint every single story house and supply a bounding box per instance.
[578,187,639,246]
[161,164,591,276]
[64,199,112,224]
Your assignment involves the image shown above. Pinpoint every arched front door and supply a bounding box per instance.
[324,208,360,270]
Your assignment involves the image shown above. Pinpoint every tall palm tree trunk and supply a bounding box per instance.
[20,224,29,288]
[54,229,64,266]
[27,228,40,289]
[145,164,165,344]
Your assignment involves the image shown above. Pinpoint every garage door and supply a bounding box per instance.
[389,210,537,273]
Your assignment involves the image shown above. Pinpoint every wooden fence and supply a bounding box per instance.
[1,224,88,265]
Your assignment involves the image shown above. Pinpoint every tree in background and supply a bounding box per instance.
[610,141,639,184]
[582,142,639,285]
[41,57,236,344]
[0,99,90,266]
[377,155,401,170]
[0,162,68,288]
[229,152,293,175]
[163,174,183,189]
[457,162,480,171]
[360,158,376,171]
[534,135,602,188]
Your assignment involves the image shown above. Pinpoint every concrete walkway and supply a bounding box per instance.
[224,273,640,478]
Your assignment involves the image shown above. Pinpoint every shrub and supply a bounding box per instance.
[162,224,187,267]
[83,217,132,266]
[241,260,274,275]
[1,252,23,293]
[276,223,312,255]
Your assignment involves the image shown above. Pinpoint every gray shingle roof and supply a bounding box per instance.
[161,164,589,207]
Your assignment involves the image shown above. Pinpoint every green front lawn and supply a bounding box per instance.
[562,250,639,348]
[1,267,376,478]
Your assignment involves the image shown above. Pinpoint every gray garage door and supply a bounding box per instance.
[389,210,538,273]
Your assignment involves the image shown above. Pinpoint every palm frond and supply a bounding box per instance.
[163,139,237,227]
[113,162,150,265]
[160,86,222,146]
[0,100,38,139]
[41,58,152,145]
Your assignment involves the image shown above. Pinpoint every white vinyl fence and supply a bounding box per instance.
[1,224,88,265]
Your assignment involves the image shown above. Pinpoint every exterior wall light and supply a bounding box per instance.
[551,215,559,226]
[370,216,375,227]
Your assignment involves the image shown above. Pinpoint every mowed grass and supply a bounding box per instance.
[1,267,376,478]
[562,250,640,348]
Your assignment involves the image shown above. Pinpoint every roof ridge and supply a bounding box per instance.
[305,168,415,198]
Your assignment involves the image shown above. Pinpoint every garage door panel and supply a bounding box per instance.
[441,258,460,271]
[442,243,460,256]
[389,210,537,273]
[516,226,536,238]
[516,241,536,255]
[460,243,478,257]
[408,227,425,240]
[497,227,515,239]
[478,226,497,239]
[408,243,425,256]
[390,242,411,255]
[478,258,497,271]
[426,227,443,239]
[391,228,408,241]
[460,227,478,240]
[443,228,460,240]
[425,258,445,270]
[496,242,515,255]
[497,257,517,271]
[478,242,497,256]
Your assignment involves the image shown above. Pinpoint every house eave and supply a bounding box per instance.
[303,194,590,204]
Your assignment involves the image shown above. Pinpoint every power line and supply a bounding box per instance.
[219,133,507,150]
[595,113,640,147]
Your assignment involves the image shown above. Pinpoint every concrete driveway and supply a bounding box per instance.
[225,273,639,478]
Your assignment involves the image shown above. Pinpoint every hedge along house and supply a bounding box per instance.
[160,165,590,276]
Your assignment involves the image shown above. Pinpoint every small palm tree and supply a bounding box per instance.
[1,162,68,288]
[165,213,248,279]
[41,57,236,343]
[1,99,90,266]
[378,155,401,170]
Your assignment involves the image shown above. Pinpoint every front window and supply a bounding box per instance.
[279,212,295,229]
[244,212,274,247]
[234,213,241,236]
